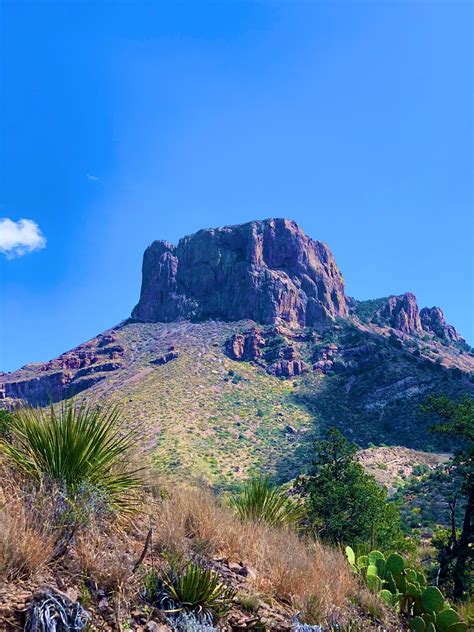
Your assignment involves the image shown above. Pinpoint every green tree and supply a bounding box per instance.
[422,395,473,600]
[301,428,403,549]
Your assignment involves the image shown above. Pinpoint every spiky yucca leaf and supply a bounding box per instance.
[227,477,305,528]
[163,563,236,617]
[0,402,142,512]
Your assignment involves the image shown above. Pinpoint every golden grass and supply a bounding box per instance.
[149,484,355,623]
[0,492,55,580]
[74,525,139,594]
[0,470,363,626]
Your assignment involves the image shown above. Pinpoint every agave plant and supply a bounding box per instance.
[145,563,235,618]
[0,402,142,512]
[227,477,305,528]
[166,564,236,617]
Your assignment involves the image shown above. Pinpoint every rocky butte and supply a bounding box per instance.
[132,218,347,328]
[132,217,462,342]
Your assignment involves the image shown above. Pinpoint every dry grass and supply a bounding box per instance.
[0,471,367,627]
[0,493,55,580]
[149,484,356,624]
[74,525,139,594]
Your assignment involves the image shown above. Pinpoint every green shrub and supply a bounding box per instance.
[0,402,142,512]
[228,477,305,528]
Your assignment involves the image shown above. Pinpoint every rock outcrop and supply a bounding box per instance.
[375,293,422,334]
[152,347,180,366]
[132,219,347,328]
[374,293,463,342]
[420,306,463,342]
[226,327,308,378]
[0,330,125,406]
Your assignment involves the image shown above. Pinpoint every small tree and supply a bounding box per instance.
[301,428,403,549]
[422,395,473,600]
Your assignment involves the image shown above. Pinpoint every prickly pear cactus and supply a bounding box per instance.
[409,617,426,632]
[344,544,467,632]
[445,623,468,632]
[421,586,445,614]
[345,546,355,566]
[385,552,404,576]
[436,608,460,632]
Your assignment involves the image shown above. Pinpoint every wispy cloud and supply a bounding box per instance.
[86,173,99,181]
[0,218,46,258]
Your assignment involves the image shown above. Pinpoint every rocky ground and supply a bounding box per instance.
[357,446,450,494]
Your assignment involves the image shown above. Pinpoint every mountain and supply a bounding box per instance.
[1,218,473,484]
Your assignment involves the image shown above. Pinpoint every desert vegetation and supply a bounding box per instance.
[0,395,472,631]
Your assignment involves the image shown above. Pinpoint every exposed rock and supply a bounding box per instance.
[375,292,422,334]
[365,376,428,408]
[268,344,308,378]
[152,348,180,366]
[226,328,265,361]
[373,294,463,343]
[2,369,110,406]
[97,331,118,347]
[238,565,257,580]
[4,371,71,405]
[132,218,347,328]
[74,362,122,378]
[420,306,463,342]
[340,343,374,357]
[225,327,307,378]
[312,343,338,374]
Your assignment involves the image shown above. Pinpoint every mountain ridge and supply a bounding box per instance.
[1,219,472,484]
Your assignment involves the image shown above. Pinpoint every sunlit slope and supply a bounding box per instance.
[66,319,472,486]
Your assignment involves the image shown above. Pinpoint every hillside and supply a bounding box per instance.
[1,219,473,487]
[1,218,473,631]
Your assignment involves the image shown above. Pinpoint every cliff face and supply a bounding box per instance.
[132,219,348,328]
[420,306,463,342]
[373,293,464,342]
[375,293,423,334]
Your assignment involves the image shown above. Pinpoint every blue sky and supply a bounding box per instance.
[0,1,473,372]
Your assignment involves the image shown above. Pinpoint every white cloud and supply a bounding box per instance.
[0,218,46,258]
[86,173,99,181]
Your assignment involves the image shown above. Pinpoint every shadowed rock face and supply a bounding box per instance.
[132,218,348,327]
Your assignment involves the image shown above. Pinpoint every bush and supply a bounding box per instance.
[228,477,305,528]
[0,402,143,513]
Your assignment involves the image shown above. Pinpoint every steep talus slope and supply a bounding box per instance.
[1,218,473,485]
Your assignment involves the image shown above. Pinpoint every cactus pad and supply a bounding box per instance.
[422,586,445,614]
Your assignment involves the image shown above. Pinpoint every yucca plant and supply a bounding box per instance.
[164,564,236,617]
[0,402,142,512]
[227,477,305,528]
[145,563,235,618]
